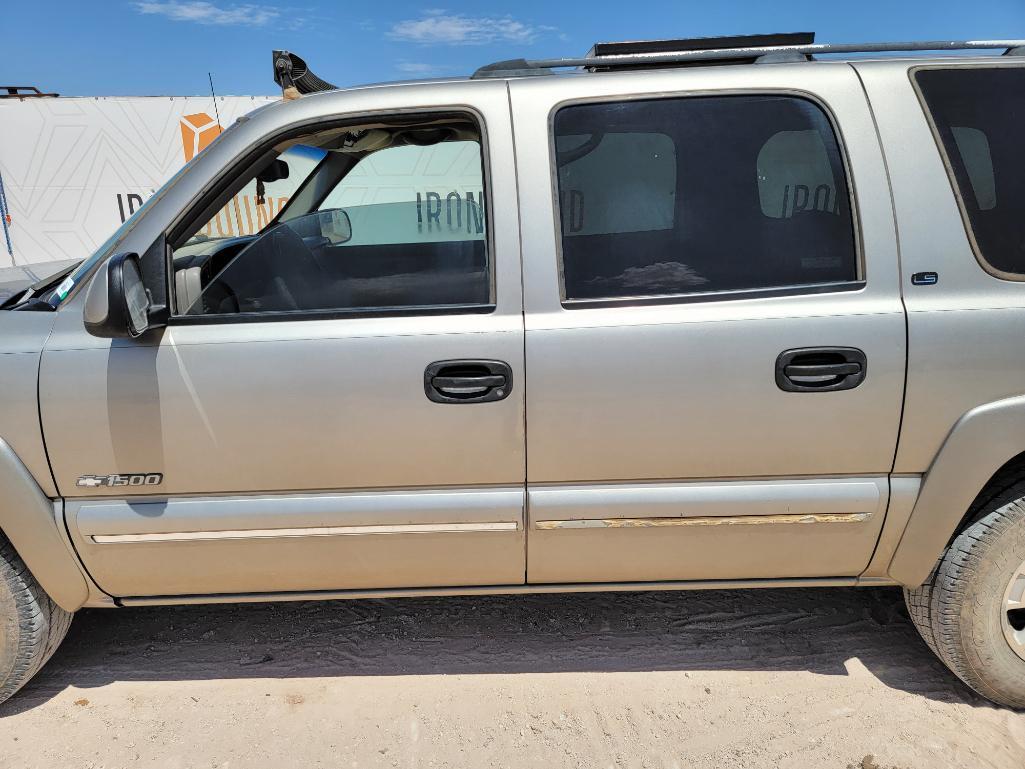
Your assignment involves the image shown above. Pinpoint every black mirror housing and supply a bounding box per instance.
[257,158,290,183]
[83,252,164,339]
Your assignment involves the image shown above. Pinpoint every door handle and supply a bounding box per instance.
[425,360,512,403]
[784,362,862,380]
[776,347,867,392]
[430,375,506,393]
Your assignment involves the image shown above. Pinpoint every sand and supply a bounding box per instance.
[1,587,1023,768]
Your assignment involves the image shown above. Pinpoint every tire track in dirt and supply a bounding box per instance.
[0,587,1022,768]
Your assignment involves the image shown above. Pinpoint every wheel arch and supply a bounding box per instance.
[889,393,1025,587]
[0,437,88,611]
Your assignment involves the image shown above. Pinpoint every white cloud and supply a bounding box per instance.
[396,62,446,76]
[133,1,279,27]
[388,10,554,45]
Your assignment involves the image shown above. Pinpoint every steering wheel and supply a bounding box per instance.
[192,224,321,314]
[201,278,241,315]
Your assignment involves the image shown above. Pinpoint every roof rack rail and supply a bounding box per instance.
[0,86,59,98]
[472,37,1025,79]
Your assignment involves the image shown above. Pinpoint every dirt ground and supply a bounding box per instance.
[1,587,1023,769]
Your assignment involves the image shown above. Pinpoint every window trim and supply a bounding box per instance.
[170,302,496,326]
[546,89,865,308]
[164,107,497,324]
[561,280,866,310]
[910,62,1025,283]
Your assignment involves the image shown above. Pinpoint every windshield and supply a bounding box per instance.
[45,165,186,307]
[45,111,248,308]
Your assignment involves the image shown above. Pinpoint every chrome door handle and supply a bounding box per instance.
[431,374,506,394]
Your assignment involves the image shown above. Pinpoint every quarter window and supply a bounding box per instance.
[916,67,1025,275]
[553,96,858,302]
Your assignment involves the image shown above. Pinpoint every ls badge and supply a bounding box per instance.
[911,271,939,286]
[76,473,163,489]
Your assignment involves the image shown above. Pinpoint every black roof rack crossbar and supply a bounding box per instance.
[1,86,59,98]
[587,32,815,57]
[472,39,1025,78]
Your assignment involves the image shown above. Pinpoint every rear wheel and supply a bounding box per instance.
[0,535,73,705]
[905,486,1025,709]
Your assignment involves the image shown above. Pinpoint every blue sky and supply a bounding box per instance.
[4,1,1024,95]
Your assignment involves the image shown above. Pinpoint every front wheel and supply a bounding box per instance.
[0,535,73,705]
[905,486,1025,709]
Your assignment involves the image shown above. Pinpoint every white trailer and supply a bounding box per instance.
[0,92,277,271]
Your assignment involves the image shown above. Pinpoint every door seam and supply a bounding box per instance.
[506,80,530,585]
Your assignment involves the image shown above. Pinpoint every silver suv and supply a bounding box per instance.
[3,34,1025,709]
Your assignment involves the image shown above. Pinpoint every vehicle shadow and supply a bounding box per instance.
[1,586,988,716]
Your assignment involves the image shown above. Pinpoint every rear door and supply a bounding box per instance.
[42,81,527,598]
[511,63,906,583]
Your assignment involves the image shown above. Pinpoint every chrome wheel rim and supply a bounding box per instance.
[1003,559,1025,663]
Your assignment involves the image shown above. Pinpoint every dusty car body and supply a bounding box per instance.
[2,34,1025,708]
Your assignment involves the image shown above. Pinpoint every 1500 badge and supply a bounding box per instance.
[76,473,163,488]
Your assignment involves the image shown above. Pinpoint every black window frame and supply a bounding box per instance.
[164,108,497,325]
[547,91,865,309]
[911,63,1025,282]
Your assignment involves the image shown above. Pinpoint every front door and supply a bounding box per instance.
[42,83,526,598]
[512,65,906,583]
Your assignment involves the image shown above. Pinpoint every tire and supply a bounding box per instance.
[0,534,73,705]
[903,560,941,658]
[905,484,1025,709]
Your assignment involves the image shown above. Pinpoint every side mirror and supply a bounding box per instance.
[319,208,351,244]
[283,209,352,245]
[83,252,156,338]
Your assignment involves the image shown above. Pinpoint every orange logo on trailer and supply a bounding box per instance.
[179,113,222,162]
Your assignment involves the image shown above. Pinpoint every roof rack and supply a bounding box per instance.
[0,86,59,98]
[586,32,814,58]
[472,36,1025,79]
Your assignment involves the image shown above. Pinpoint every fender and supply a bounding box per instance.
[0,437,88,611]
[888,394,1025,586]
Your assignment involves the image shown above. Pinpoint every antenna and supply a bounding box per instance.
[208,72,222,130]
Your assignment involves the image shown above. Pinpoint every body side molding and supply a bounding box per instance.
[72,487,525,538]
[536,513,871,529]
[528,478,883,523]
[0,438,89,610]
[67,487,526,597]
[889,394,1025,586]
[92,521,518,544]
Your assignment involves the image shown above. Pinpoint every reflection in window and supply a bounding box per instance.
[553,95,858,302]
[951,127,996,211]
[757,130,840,219]
[171,119,491,317]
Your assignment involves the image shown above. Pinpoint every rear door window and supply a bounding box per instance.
[915,67,1025,277]
[552,95,859,303]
